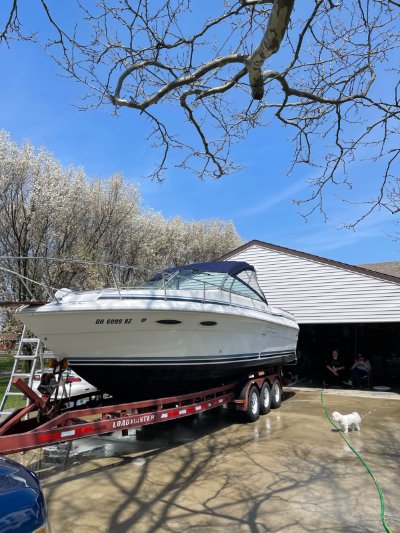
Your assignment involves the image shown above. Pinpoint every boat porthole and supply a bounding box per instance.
[199,321,218,327]
[156,319,182,325]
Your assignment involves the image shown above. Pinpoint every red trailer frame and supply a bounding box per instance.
[0,368,283,455]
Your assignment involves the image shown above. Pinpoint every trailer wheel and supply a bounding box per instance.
[271,379,282,409]
[259,381,271,415]
[245,385,260,422]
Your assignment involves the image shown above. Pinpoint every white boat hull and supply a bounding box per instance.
[17,299,298,399]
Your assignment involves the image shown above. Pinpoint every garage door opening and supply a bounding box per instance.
[287,323,400,390]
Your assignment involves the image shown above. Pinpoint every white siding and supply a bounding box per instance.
[227,244,400,324]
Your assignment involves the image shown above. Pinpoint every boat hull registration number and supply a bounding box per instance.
[95,318,132,325]
[95,318,147,325]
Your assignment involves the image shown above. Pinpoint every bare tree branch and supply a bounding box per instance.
[246,0,294,99]
[1,0,400,225]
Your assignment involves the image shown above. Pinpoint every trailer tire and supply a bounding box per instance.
[245,385,260,422]
[259,381,271,415]
[271,379,282,409]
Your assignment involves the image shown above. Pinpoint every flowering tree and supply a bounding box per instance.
[0,131,242,303]
[128,214,242,278]
[1,0,399,222]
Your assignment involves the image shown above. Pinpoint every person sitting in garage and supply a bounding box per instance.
[348,353,372,388]
[324,349,346,387]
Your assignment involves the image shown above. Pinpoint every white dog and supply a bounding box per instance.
[331,411,361,433]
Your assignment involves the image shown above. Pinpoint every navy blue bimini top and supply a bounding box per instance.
[150,261,254,281]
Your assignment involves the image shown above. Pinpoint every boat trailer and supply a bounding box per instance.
[0,369,282,455]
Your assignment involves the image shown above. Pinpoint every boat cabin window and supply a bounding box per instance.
[156,319,182,325]
[145,266,267,303]
[173,271,226,291]
[227,279,260,301]
[222,270,266,302]
[147,271,226,291]
[240,270,266,302]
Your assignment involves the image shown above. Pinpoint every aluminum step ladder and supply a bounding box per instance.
[0,326,45,417]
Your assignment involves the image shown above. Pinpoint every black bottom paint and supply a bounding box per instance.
[70,353,295,401]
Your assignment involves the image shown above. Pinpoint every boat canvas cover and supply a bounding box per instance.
[149,261,255,281]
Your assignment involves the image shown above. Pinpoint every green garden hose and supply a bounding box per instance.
[320,390,392,533]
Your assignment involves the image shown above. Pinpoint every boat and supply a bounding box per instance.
[15,261,299,400]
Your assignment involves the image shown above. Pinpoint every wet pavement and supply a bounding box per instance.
[12,388,400,532]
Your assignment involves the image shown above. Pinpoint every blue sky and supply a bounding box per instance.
[0,6,399,265]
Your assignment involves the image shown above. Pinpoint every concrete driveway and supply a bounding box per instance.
[14,388,400,532]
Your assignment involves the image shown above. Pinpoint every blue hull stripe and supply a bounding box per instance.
[71,349,296,366]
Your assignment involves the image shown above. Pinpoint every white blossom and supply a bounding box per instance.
[0,131,242,305]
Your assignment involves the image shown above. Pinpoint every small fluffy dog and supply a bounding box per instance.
[331,411,361,433]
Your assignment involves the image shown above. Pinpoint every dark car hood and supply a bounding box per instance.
[0,456,47,533]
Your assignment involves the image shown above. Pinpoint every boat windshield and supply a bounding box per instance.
[144,268,267,303]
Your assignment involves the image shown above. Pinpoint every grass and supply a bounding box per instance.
[0,354,27,409]
[0,355,14,373]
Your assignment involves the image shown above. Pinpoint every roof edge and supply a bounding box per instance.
[218,239,400,286]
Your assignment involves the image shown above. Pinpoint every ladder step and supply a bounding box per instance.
[0,326,41,413]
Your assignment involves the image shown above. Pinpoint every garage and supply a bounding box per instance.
[221,240,400,388]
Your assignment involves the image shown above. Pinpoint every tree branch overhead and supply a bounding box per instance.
[1,0,399,223]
